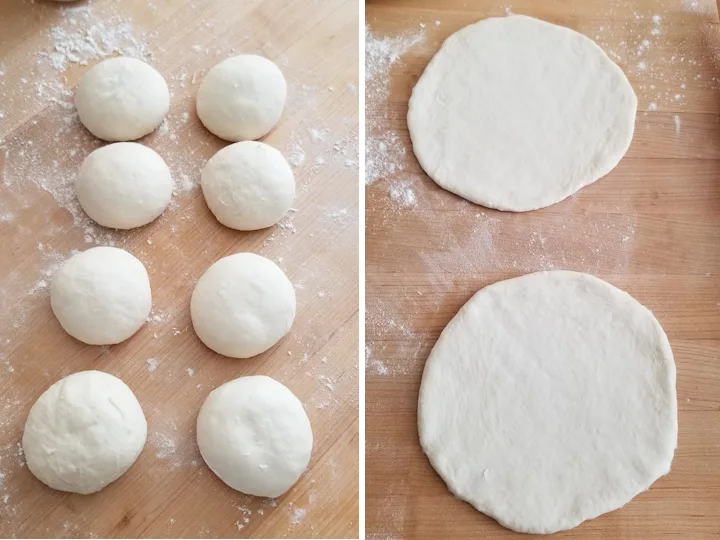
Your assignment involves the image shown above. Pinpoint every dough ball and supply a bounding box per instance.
[191,253,295,358]
[197,375,312,497]
[201,141,295,230]
[75,57,170,141]
[76,142,173,229]
[418,271,677,534]
[23,370,147,494]
[51,247,152,345]
[196,55,287,142]
[408,15,637,211]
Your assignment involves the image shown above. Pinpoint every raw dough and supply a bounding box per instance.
[408,15,637,212]
[201,141,295,230]
[196,375,312,497]
[190,253,295,358]
[196,55,287,142]
[76,142,173,229]
[75,57,170,141]
[418,271,677,534]
[51,247,152,345]
[23,370,147,494]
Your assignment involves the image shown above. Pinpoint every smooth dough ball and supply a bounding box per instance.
[408,15,637,212]
[196,55,287,142]
[23,370,147,494]
[418,271,677,534]
[76,143,173,229]
[201,141,295,230]
[197,375,312,497]
[191,253,295,358]
[75,57,170,141]
[51,247,152,345]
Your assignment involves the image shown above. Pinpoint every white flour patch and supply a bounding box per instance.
[146,358,159,373]
[388,181,417,209]
[365,25,425,185]
[289,506,307,527]
[674,115,681,136]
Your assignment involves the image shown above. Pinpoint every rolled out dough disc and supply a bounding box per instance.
[408,15,637,212]
[418,271,677,534]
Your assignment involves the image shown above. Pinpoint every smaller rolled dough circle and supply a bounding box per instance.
[76,142,173,229]
[418,271,677,534]
[23,370,147,494]
[196,55,287,142]
[191,253,295,358]
[201,141,295,230]
[75,57,170,141]
[197,375,312,497]
[51,247,152,345]
[408,15,637,211]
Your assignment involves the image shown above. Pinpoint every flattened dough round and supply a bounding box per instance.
[23,370,147,494]
[201,141,295,230]
[196,55,287,142]
[418,271,677,534]
[190,253,295,358]
[75,57,170,142]
[408,15,637,212]
[51,247,151,345]
[76,142,173,229]
[196,375,312,497]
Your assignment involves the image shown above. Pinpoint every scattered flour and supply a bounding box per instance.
[146,358,159,373]
[388,181,417,208]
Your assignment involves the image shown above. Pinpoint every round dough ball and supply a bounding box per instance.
[23,370,147,494]
[201,141,295,230]
[408,15,637,212]
[51,247,152,345]
[75,57,170,141]
[76,143,173,229]
[191,253,295,358]
[418,271,677,534]
[196,55,287,142]
[197,375,312,497]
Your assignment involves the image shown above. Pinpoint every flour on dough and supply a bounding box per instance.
[418,271,677,534]
[196,375,312,497]
[408,16,637,212]
[23,370,147,494]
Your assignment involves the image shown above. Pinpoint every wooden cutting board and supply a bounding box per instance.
[0,0,358,538]
[366,0,720,538]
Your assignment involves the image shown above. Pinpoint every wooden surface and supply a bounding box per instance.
[366,1,720,538]
[0,0,358,538]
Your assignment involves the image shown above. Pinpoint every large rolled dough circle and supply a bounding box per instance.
[418,271,677,534]
[190,253,295,358]
[196,375,312,497]
[23,370,147,494]
[408,16,637,212]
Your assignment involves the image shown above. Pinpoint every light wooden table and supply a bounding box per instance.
[0,0,358,538]
[366,0,720,538]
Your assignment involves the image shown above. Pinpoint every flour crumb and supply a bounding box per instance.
[146,358,158,372]
[186,368,195,377]
[290,506,307,526]
[388,181,417,208]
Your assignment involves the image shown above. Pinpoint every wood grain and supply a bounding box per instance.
[365,1,720,538]
[0,0,358,538]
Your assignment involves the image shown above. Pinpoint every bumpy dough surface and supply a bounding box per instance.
[50,247,151,345]
[75,57,169,141]
[419,271,677,534]
[408,15,637,211]
[201,141,295,230]
[191,253,295,358]
[197,375,312,497]
[23,370,147,494]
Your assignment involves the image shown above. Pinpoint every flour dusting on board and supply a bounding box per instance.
[365,25,425,185]
[0,1,356,536]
